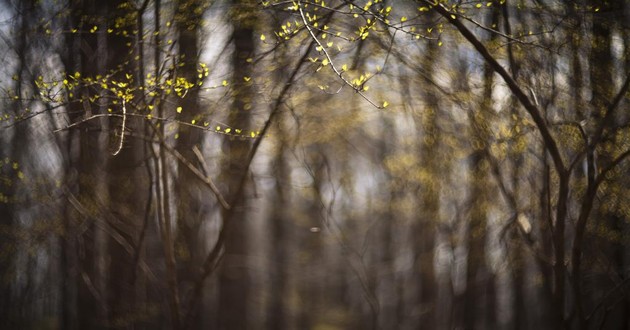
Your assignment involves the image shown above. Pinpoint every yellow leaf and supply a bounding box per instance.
[260,34,266,41]
[401,16,407,22]
[177,106,183,113]
[222,80,228,86]
[322,58,329,66]
[383,101,389,108]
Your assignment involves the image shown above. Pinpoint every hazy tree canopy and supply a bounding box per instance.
[1,0,630,329]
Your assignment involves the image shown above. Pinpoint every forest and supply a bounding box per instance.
[1,0,629,329]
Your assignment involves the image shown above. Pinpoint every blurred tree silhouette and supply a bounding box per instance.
[1,0,630,329]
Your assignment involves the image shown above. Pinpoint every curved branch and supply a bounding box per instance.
[424,0,566,175]
[297,0,384,108]
[111,97,127,156]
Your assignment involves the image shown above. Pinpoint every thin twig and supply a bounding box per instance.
[111,97,127,156]
[297,0,384,109]
[149,123,231,210]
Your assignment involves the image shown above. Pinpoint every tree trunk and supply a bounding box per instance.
[104,0,148,326]
[173,1,206,327]
[61,1,110,327]
[415,40,440,330]
[218,1,256,328]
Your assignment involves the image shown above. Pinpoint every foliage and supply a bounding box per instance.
[1,0,629,329]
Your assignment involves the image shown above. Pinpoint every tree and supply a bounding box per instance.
[2,0,630,328]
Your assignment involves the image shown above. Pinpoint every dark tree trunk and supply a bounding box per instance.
[218,1,256,328]
[104,0,148,327]
[0,0,30,326]
[415,40,440,330]
[61,1,111,327]
[173,1,206,327]
[265,136,289,329]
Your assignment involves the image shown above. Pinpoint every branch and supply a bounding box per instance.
[591,74,630,148]
[181,28,318,330]
[595,149,630,189]
[568,74,630,174]
[54,113,123,132]
[111,97,127,156]
[570,74,629,323]
[149,123,231,210]
[297,0,384,109]
[424,0,566,175]
[65,187,157,282]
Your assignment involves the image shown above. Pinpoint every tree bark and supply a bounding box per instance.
[218,1,256,328]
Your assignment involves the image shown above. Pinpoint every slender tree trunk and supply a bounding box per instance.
[0,0,30,325]
[571,1,615,327]
[415,39,440,330]
[462,150,491,330]
[538,156,555,329]
[170,1,208,327]
[377,115,398,329]
[462,20,497,324]
[218,1,256,328]
[174,0,205,288]
[104,0,148,326]
[61,1,110,327]
[298,149,326,330]
[265,131,289,329]
[501,2,527,327]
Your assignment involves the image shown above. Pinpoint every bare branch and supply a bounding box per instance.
[424,0,566,175]
[111,97,127,156]
[297,0,384,109]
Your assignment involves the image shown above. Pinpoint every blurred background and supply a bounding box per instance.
[1,0,629,329]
